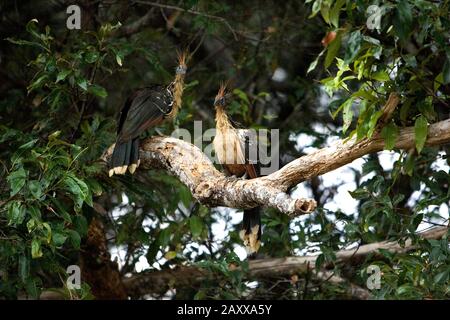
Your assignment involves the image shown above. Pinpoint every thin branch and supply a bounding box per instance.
[122,226,448,298]
[132,0,239,40]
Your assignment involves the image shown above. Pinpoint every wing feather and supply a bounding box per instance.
[117,86,173,142]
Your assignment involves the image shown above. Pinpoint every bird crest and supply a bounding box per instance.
[176,49,189,75]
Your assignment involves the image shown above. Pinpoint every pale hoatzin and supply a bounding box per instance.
[109,52,188,176]
[213,83,262,255]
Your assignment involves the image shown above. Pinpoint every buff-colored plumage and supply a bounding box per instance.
[213,83,261,255]
[168,50,188,119]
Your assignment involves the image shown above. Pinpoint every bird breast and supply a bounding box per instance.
[213,128,245,167]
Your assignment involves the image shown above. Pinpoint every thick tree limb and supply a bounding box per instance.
[104,137,317,217]
[122,226,448,298]
[104,117,450,215]
[265,117,450,190]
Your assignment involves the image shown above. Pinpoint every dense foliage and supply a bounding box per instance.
[0,0,448,299]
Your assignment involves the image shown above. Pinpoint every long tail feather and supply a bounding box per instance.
[240,207,262,257]
[109,138,140,176]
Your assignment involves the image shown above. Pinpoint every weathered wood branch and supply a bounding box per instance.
[104,137,317,217]
[263,117,450,190]
[122,226,448,298]
[104,117,450,215]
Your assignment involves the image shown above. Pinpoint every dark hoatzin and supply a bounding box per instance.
[109,52,187,177]
[213,83,262,255]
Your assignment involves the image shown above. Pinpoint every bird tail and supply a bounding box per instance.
[109,138,140,176]
[240,207,262,257]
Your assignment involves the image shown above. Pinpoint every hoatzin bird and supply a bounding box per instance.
[109,51,188,177]
[213,83,262,256]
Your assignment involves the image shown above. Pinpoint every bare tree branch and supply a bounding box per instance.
[264,117,450,190]
[132,0,239,40]
[104,117,450,215]
[122,226,448,298]
[104,136,317,217]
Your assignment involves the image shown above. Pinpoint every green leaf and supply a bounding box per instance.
[394,0,413,42]
[341,97,354,133]
[367,109,384,138]
[344,31,362,63]
[400,99,412,122]
[72,215,88,237]
[116,54,123,66]
[233,88,250,105]
[178,185,192,208]
[19,139,38,150]
[28,180,43,199]
[371,71,390,82]
[348,189,370,200]
[7,167,27,196]
[19,255,30,282]
[434,270,449,284]
[42,222,52,244]
[418,97,436,121]
[159,228,172,247]
[52,232,67,247]
[68,230,81,249]
[31,238,43,259]
[50,197,72,223]
[309,0,322,18]
[84,50,99,64]
[307,49,325,74]
[7,201,26,225]
[320,2,330,24]
[315,253,325,271]
[434,72,444,92]
[325,32,342,68]
[189,216,203,238]
[381,122,399,150]
[56,70,71,83]
[88,84,108,98]
[330,0,345,28]
[77,78,88,91]
[25,277,41,298]
[164,251,177,260]
[27,74,48,92]
[414,115,428,154]
[404,153,415,176]
[64,175,92,208]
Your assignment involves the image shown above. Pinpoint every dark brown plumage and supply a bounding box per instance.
[109,52,187,176]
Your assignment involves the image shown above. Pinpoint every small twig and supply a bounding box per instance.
[132,0,239,40]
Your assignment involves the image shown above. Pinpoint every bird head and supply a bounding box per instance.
[175,50,188,76]
[214,82,229,108]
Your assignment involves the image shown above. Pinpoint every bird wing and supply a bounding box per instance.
[117,85,173,142]
[236,129,259,179]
